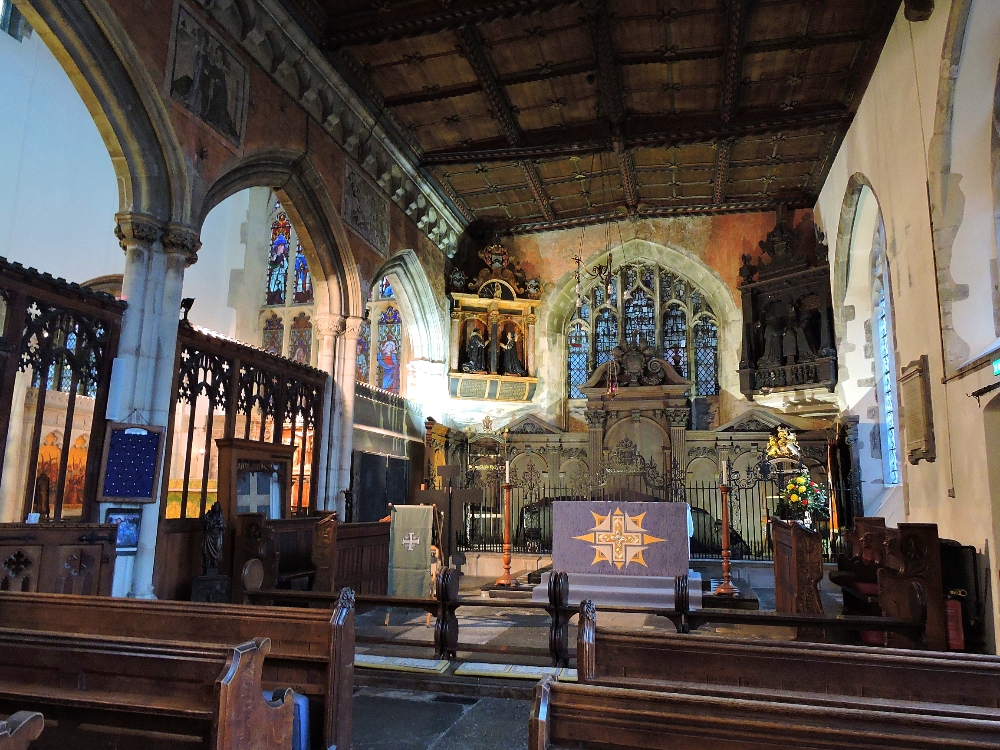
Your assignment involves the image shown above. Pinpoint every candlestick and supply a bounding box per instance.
[505,460,510,483]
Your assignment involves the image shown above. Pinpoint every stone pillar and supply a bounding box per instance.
[313,314,344,512]
[113,215,199,599]
[334,316,364,518]
[450,311,461,372]
[525,314,536,377]
[0,369,31,522]
[585,409,607,487]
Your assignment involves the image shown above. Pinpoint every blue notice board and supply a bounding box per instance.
[98,423,165,503]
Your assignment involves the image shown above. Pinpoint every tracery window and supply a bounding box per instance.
[266,212,291,306]
[376,306,402,393]
[566,261,719,398]
[262,313,283,356]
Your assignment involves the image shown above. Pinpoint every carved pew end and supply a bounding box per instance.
[0,711,44,750]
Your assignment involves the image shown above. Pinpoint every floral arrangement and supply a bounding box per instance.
[776,470,829,523]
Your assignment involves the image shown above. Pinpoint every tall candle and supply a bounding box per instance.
[721,458,730,487]
[505,460,511,483]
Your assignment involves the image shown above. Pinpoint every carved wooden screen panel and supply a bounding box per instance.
[0,545,40,592]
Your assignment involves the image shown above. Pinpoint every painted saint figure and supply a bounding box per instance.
[266,234,290,306]
[378,338,400,392]
[293,243,313,304]
[462,328,489,373]
[501,330,527,376]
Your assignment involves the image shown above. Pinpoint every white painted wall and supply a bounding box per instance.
[0,25,120,282]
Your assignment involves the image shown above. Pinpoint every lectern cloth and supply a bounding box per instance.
[388,505,434,598]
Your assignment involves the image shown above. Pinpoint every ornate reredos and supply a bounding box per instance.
[581,339,690,393]
[447,243,541,300]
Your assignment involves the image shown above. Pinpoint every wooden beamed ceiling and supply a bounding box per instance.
[283,0,902,234]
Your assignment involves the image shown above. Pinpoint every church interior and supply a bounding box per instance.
[2,0,1000,747]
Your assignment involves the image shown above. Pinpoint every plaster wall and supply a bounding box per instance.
[816,0,1000,645]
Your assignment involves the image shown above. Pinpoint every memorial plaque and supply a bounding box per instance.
[553,501,690,578]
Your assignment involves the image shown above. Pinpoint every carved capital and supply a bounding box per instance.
[488,311,501,325]
[585,409,608,430]
[343,315,367,339]
[314,313,346,339]
[162,223,201,266]
[524,314,536,326]
[114,213,163,251]
[665,408,690,428]
[451,310,461,320]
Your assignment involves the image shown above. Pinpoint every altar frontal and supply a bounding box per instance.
[536,501,701,610]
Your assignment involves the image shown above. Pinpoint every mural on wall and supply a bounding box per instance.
[168,4,248,145]
[344,162,390,256]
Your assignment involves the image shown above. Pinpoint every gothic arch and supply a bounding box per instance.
[197,150,363,320]
[547,238,741,396]
[18,0,191,225]
[371,249,447,364]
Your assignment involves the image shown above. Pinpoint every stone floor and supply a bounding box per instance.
[352,688,530,750]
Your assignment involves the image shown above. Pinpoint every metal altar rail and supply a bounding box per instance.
[245,570,925,665]
[455,482,851,562]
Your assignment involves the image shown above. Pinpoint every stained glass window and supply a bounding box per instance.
[594,309,618,368]
[623,288,655,346]
[663,304,688,377]
[266,212,292,306]
[262,313,284,356]
[567,263,718,399]
[693,314,718,396]
[568,322,590,399]
[877,297,900,485]
[292,242,313,304]
[378,277,395,299]
[356,320,371,383]
[288,313,312,364]
[376,306,402,393]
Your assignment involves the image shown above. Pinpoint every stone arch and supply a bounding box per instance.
[18,0,191,224]
[546,238,742,396]
[197,150,363,320]
[372,249,447,364]
[832,173,876,307]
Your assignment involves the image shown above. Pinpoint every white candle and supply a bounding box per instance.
[721,458,730,486]
[505,460,510,484]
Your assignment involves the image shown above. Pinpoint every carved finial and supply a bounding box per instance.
[338,586,356,610]
[581,599,597,622]
[738,254,758,286]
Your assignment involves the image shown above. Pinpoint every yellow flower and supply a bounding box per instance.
[796,477,806,485]
[790,494,799,503]
[787,482,795,490]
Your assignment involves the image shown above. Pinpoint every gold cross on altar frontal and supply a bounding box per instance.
[573,508,665,569]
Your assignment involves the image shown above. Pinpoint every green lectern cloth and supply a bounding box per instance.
[388,505,434,598]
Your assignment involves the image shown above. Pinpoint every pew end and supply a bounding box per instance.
[215,637,294,750]
[529,675,554,750]
[0,711,44,750]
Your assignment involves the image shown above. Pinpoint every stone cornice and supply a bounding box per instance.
[202,0,466,257]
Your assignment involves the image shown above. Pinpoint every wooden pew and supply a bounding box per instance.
[0,523,116,595]
[0,589,355,750]
[529,674,1000,750]
[0,711,44,750]
[771,518,823,615]
[0,630,291,750]
[576,601,1000,708]
[231,514,389,602]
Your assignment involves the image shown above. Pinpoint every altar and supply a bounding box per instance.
[533,500,702,610]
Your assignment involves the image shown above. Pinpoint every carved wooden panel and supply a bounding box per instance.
[899,354,935,464]
[0,545,40,592]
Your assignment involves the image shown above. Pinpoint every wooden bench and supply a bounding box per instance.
[231,514,389,602]
[529,674,1000,750]
[532,601,1000,749]
[0,629,292,750]
[0,711,43,750]
[0,589,355,750]
[576,601,1000,708]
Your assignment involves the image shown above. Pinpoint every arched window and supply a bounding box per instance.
[874,270,901,485]
[378,277,395,299]
[376,306,402,393]
[288,313,312,363]
[356,320,371,383]
[262,313,283,355]
[566,261,719,397]
[292,242,313,304]
[266,212,291,306]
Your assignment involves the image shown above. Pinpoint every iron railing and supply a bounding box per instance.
[455,481,850,562]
